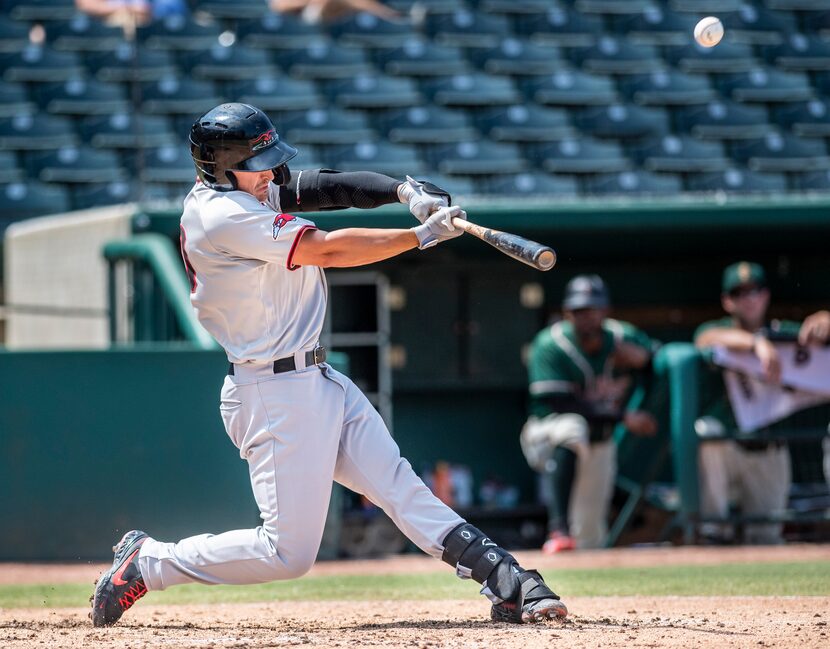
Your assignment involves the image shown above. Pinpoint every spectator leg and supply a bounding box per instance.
[569,440,616,549]
[739,445,791,545]
[698,440,735,542]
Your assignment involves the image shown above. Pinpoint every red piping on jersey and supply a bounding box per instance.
[286,224,318,271]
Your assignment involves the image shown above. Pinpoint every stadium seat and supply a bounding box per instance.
[514,6,603,46]
[79,113,175,150]
[715,68,814,103]
[668,0,742,11]
[0,113,77,150]
[805,11,830,36]
[180,44,276,81]
[425,9,512,48]
[1,46,83,83]
[764,0,830,11]
[774,99,830,136]
[614,6,697,46]
[128,146,196,184]
[632,135,729,172]
[386,0,464,12]
[7,0,76,21]
[569,36,662,74]
[226,77,322,112]
[720,5,797,45]
[196,0,267,19]
[583,170,683,195]
[374,38,470,77]
[0,15,33,53]
[140,77,223,116]
[26,146,125,184]
[278,108,375,145]
[619,71,716,106]
[764,34,830,71]
[45,13,125,52]
[472,104,573,142]
[528,137,630,173]
[377,105,477,144]
[138,15,222,52]
[666,41,758,73]
[87,44,176,82]
[0,151,25,184]
[330,12,417,47]
[411,173,475,199]
[575,0,651,13]
[467,39,563,76]
[285,145,325,172]
[0,182,71,222]
[475,0,552,14]
[478,172,578,196]
[0,81,35,118]
[71,181,137,210]
[685,168,788,193]
[273,40,372,79]
[34,79,129,116]
[791,169,830,191]
[575,104,670,139]
[324,74,421,109]
[675,100,771,140]
[731,133,830,172]
[323,142,423,177]
[522,69,617,106]
[424,141,526,175]
[421,73,520,107]
[237,13,324,50]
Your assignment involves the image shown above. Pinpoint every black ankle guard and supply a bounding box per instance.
[441,523,520,601]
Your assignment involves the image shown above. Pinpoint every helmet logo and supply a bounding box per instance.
[251,129,276,151]
[273,214,297,240]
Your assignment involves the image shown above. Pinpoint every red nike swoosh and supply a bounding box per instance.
[111,548,141,586]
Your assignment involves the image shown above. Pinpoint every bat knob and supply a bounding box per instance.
[537,249,557,271]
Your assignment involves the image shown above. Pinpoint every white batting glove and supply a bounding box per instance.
[411,205,466,249]
[398,175,450,223]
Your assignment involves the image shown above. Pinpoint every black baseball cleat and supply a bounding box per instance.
[89,530,149,627]
[491,569,568,624]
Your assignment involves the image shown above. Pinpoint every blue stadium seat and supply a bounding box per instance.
[731,133,830,172]
[34,79,129,116]
[197,0,266,19]
[0,151,25,184]
[286,146,325,172]
[514,5,603,46]
[378,106,477,144]
[374,38,470,77]
[45,13,125,52]
[0,113,77,150]
[575,104,670,139]
[569,36,662,74]
[330,12,417,47]
[71,181,136,211]
[180,44,275,81]
[774,99,830,136]
[0,182,71,223]
[1,46,83,83]
[804,11,830,37]
[686,168,788,193]
[0,81,35,118]
[87,44,176,82]
[278,108,375,145]
[666,41,758,73]
[237,13,324,50]
[425,9,512,48]
[619,71,716,106]
[273,40,372,79]
[583,170,683,195]
[141,77,223,116]
[721,5,797,45]
[411,173,475,199]
[716,68,814,103]
[473,104,573,142]
[764,0,830,10]
[138,15,222,52]
[226,77,322,112]
[474,0,552,14]
[467,39,563,76]
[675,100,771,139]
[7,0,76,21]
[26,146,125,184]
[0,15,33,53]
[791,170,830,191]
[575,0,652,13]
[424,141,526,175]
[764,34,830,71]
[422,73,520,107]
[324,74,421,109]
[522,69,617,106]
[129,146,196,184]
[478,172,578,196]
[668,0,742,11]
[79,113,175,150]
[387,0,465,13]
[528,137,630,173]
[324,142,423,177]
[632,135,729,172]
[614,5,697,46]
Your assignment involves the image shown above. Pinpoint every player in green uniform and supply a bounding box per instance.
[694,261,830,544]
[520,275,657,553]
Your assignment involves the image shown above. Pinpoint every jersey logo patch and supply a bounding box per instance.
[273,214,297,239]
[251,129,276,151]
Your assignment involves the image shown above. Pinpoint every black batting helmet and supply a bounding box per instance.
[189,103,297,191]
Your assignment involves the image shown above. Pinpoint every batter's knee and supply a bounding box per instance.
[255,530,318,581]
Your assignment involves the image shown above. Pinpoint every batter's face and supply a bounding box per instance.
[722,284,769,329]
[232,169,273,202]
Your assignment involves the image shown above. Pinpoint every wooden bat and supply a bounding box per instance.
[451,217,557,271]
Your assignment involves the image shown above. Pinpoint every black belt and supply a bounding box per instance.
[736,439,785,452]
[228,347,326,376]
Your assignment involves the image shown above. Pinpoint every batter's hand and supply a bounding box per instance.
[798,310,830,347]
[398,175,450,223]
[412,205,466,249]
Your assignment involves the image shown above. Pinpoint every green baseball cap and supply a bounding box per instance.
[722,261,766,294]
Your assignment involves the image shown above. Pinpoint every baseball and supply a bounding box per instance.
[694,16,724,48]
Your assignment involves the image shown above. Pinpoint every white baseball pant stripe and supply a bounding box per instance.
[138,363,463,590]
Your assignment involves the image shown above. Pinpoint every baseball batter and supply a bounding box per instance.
[91,103,567,627]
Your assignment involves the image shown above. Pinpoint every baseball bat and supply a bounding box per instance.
[451,217,557,272]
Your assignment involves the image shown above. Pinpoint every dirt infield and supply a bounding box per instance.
[2,545,829,648]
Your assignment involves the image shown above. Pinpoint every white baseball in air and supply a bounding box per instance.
[694,16,724,48]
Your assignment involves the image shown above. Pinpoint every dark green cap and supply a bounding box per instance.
[722,261,766,294]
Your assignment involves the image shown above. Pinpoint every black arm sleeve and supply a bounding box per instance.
[543,394,624,427]
[279,168,401,213]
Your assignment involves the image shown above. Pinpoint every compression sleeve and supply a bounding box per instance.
[280,168,401,212]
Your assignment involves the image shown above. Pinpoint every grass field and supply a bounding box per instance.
[2,561,828,609]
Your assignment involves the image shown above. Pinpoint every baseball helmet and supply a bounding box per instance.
[189,103,297,191]
[562,274,610,311]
